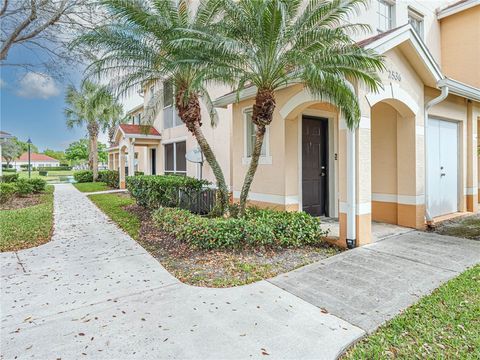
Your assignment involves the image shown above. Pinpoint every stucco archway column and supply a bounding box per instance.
[338,111,372,247]
[466,102,478,211]
[127,139,135,176]
[119,148,126,189]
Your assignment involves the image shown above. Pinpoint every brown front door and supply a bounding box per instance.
[302,116,328,216]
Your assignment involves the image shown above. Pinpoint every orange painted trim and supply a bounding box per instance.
[120,181,126,189]
[231,198,299,212]
[466,194,478,212]
[339,212,372,247]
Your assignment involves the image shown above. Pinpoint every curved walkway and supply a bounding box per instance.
[1,184,362,359]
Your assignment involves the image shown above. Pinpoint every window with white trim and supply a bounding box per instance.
[243,109,271,164]
[137,113,142,125]
[164,141,186,175]
[163,79,182,129]
[408,8,424,39]
[377,0,394,33]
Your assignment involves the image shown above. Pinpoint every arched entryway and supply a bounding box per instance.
[369,91,424,229]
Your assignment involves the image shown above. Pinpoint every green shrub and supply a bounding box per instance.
[2,168,17,173]
[134,171,144,176]
[15,178,34,196]
[0,183,16,203]
[38,166,71,171]
[153,207,327,250]
[28,178,47,193]
[0,173,19,183]
[127,175,209,209]
[98,170,119,189]
[73,170,93,183]
[39,171,48,176]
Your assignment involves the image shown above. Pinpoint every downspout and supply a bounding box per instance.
[424,84,449,224]
[346,126,356,249]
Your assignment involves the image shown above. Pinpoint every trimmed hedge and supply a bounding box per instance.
[0,173,19,183]
[37,166,71,171]
[0,177,47,202]
[99,170,119,189]
[127,175,209,209]
[28,178,47,193]
[73,170,93,183]
[153,207,328,250]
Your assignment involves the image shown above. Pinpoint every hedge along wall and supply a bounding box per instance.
[126,175,210,210]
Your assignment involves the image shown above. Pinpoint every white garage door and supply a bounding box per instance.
[428,118,458,217]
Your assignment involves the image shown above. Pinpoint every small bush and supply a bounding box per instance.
[37,166,71,171]
[39,171,48,176]
[134,171,144,176]
[2,168,17,173]
[153,207,327,250]
[0,173,19,183]
[0,183,16,203]
[98,170,119,188]
[73,170,93,183]
[15,178,34,196]
[127,175,209,209]
[28,178,47,193]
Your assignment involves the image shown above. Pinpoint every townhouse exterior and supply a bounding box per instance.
[108,0,480,248]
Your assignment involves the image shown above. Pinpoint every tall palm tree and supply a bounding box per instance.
[65,80,122,181]
[76,0,231,214]
[215,0,385,215]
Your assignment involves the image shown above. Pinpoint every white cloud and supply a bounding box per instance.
[16,72,60,99]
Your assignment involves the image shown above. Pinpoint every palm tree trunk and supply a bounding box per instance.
[87,122,99,182]
[176,89,230,214]
[238,89,276,217]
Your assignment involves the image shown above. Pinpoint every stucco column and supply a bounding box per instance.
[119,148,126,189]
[338,112,372,247]
[128,139,135,177]
[466,101,478,212]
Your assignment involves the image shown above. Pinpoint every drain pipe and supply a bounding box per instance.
[424,84,449,224]
[346,126,356,249]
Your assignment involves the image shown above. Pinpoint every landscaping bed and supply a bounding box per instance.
[89,191,339,287]
[343,264,480,359]
[432,213,480,240]
[0,185,54,252]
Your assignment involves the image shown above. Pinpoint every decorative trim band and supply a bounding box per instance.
[465,187,478,196]
[339,201,371,215]
[372,193,425,205]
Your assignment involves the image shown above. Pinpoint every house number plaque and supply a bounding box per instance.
[387,69,402,82]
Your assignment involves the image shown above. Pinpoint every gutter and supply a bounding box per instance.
[424,85,449,224]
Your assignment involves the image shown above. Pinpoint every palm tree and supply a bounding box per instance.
[215,0,385,215]
[76,0,231,214]
[65,80,122,181]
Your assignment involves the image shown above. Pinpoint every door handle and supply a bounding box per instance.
[440,173,446,177]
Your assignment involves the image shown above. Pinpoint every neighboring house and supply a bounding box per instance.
[108,0,480,248]
[12,152,60,171]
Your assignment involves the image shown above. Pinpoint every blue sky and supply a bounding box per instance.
[0,47,141,152]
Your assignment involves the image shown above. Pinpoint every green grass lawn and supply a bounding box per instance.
[0,186,54,252]
[18,170,74,183]
[74,182,111,193]
[88,193,140,239]
[343,264,480,359]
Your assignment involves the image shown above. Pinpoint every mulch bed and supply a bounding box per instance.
[0,194,43,210]
[125,204,341,287]
[432,213,480,240]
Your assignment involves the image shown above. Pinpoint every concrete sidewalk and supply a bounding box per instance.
[1,184,478,359]
[1,184,362,360]
[270,231,480,332]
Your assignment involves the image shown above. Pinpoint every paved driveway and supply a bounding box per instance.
[1,185,479,359]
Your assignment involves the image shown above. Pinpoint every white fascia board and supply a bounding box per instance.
[438,78,480,102]
[124,134,162,140]
[364,25,443,83]
[213,86,258,108]
[437,0,479,20]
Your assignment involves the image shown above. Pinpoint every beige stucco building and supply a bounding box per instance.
[109,0,480,248]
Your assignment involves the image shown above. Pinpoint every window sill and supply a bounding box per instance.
[242,156,272,165]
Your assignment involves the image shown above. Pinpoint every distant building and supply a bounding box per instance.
[12,152,60,170]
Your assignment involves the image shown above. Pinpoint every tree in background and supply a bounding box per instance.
[15,138,39,154]
[65,138,107,166]
[65,139,89,163]
[0,0,96,79]
[1,138,22,167]
[65,80,122,181]
[43,149,66,163]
